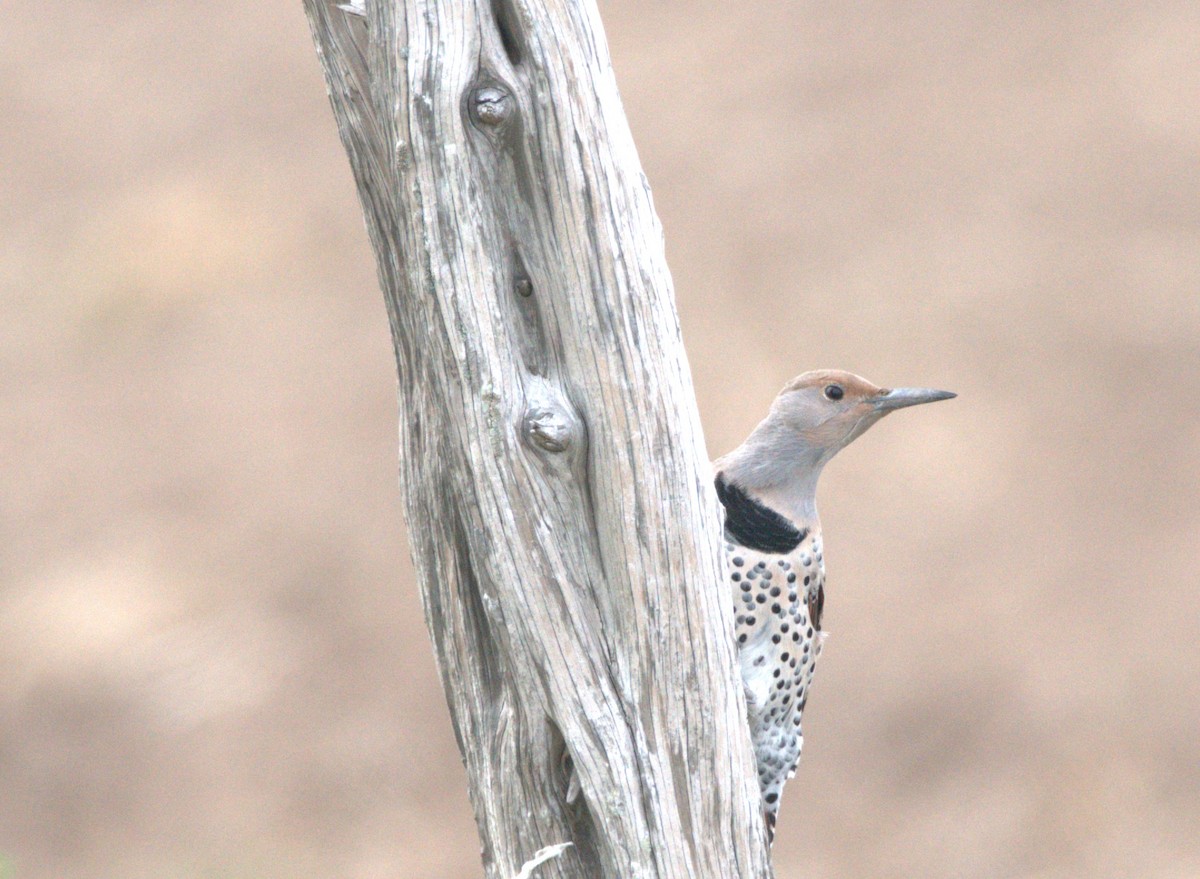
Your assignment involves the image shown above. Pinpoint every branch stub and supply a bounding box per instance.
[523,405,575,454]
[471,86,514,127]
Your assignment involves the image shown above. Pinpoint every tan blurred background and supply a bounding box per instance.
[2,2,1198,878]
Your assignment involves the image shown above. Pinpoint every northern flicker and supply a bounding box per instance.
[714,370,955,841]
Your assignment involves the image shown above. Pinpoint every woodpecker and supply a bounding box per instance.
[714,370,955,841]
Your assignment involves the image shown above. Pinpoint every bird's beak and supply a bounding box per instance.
[874,387,957,411]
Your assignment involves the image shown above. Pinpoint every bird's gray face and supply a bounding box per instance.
[772,369,956,463]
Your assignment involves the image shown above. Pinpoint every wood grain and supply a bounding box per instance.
[303,1,772,875]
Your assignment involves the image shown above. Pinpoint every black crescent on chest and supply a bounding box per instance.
[715,472,808,555]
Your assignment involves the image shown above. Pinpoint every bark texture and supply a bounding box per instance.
[303,1,772,875]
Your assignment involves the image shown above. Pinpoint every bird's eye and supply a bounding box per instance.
[824,384,844,401]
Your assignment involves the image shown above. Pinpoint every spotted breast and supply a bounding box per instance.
[717,472,826,842]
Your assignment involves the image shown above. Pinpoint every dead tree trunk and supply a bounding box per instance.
[303,2,772,875]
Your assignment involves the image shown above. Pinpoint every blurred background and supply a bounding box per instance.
[2,2,1198,877]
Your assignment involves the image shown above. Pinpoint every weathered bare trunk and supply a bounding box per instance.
[303,1,772,875]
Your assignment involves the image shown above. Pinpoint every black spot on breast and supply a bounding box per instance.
[714,472,808,554]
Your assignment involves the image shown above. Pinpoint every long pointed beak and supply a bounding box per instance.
[874,387,957,411]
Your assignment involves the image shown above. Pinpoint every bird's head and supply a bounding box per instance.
[715,369,955,514]
[768,369,956,464]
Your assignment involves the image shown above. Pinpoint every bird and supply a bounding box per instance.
[713,369,955,842]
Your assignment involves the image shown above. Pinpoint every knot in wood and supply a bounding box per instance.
[524,405,574,453]
[471,86,513,127]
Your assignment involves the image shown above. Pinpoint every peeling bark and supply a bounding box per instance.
[303,1,772,875]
